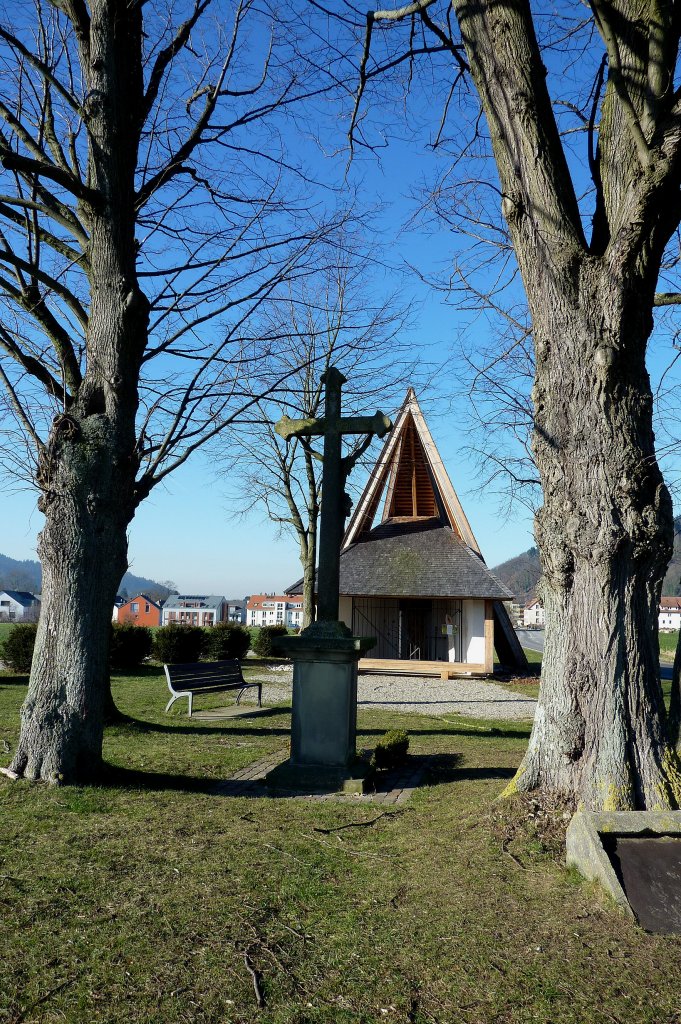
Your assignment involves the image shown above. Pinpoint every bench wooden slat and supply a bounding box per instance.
[164,659,262,716]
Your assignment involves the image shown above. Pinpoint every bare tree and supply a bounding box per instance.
[225,249,421,626]
[0,0,342,783]
[330,0,681,809]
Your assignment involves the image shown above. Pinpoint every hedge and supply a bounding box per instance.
[110,622,152,670]
[0,623,37,672]
[152,623,204,664]
[203,622,251,661]
[251,623,289,658]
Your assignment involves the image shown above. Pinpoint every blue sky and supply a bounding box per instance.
[0,140,540,594]
[3,125,681,598]
[2,6,681,598]
[0,228,539,596]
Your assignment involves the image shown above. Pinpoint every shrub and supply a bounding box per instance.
[203,622,251,661]
[152,623,204,664]
[109,622,152,670]
[252,623,289,658]
[371,729,409,771]
[0,623,38,672]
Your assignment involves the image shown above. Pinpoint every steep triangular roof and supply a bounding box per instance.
[339,388,528,669]
[343,388,480,553]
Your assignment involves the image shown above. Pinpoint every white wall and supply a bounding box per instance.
[0,594,38,621]
[339,596,353,631]
[524,603,545,627]
[659,610,681,631]
[462,600,485,664]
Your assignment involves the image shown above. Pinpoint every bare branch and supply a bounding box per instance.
[0,26,82,114]
[0,151,99,206]
[588,0,651,168]
[0,323,69,404]
[141,0,212,125]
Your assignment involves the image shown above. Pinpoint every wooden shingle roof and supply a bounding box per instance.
[338,517,511,599]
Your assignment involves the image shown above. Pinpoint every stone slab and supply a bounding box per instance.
[191,705,270,720]
[265,759,370,795]
[212,748,430,803]
[610,836,681,934]
[566,810,681,930]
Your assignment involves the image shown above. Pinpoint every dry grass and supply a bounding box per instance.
[0,667,680,1023]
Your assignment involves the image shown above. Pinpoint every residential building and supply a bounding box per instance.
[226,599,246,624]
[524,598,545,628]
[659,597,681,632]
[247,594,304,629]
[161,595,228,627]
[117,594,163,627]
[0,591,40,622]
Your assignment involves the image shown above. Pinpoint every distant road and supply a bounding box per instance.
[514,627,673,680]
[516,628,544,653]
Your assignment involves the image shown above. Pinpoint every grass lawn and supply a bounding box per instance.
[660,631,679,663]
[0,621,14,643]
[1,668,680,1023]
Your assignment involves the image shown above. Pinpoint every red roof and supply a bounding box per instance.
[247,594,302,610]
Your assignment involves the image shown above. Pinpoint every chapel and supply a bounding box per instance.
[309,387,527,677]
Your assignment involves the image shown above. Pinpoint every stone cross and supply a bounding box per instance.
[276,366,391,623]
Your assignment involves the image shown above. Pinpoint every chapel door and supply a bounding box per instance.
[399,600,432,660]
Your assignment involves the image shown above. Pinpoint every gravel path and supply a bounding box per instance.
[247,667,536,721]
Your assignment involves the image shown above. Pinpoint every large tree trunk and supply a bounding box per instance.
[450,0,681,809]
[9,0,147,783]
[10,417,133,782]
[506,270,680,808]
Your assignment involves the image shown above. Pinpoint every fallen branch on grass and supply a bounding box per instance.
[243,951,265,1009]
[501,839,526,870]
[303,833,394,860]
[10,975,77,1024]
[312,809,408,834]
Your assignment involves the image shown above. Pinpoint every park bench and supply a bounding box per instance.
[164,659,262,716]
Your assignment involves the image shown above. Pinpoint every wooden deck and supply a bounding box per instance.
[358,658,488,680]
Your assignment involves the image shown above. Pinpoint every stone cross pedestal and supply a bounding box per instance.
[266,367,392,793]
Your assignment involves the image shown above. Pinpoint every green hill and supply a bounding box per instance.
[494,516,681,601]
[0,552,170,602]
[492,546,541,603]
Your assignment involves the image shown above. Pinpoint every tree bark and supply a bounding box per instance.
[301,518,317,629]
[10,416,133,781]
[9,0,147,783]
[449,0,681,808]
[507,270,680,808]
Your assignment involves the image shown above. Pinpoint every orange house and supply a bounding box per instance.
[117,594,162,627]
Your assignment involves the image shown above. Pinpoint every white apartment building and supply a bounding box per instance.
[247,594,304,630]
[162,595,228,627]
[659,597,681,631]
[523,598,545,628]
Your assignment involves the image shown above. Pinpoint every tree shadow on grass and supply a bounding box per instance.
[424,753,516,786]
[111,706,292,738]
[110,716,532,743]
[100,762,219,794]
[0,673,29,686]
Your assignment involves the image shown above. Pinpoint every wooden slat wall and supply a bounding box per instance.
[387,418,438,518]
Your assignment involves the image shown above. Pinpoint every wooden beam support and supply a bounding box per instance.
[359,658,488,677]
[484,600,495,673]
